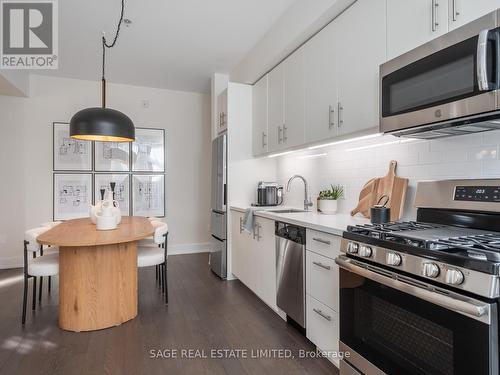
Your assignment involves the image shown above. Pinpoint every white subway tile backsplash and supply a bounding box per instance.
[277,131,500,220]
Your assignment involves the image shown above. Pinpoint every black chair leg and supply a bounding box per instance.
[160,264,165,293]
[38,277,43,303]
[48,276,51,294]
[156,265,158,282]
[158,265,162,288]
[32,277,37,311]
[22,276,28,324]
[164,262,168,304]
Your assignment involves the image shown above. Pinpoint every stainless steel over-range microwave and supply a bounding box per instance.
[380,9,500,139]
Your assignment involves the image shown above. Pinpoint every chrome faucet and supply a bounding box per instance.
[286,175,313,211]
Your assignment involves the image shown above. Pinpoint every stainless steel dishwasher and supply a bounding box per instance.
[275,221,306,328]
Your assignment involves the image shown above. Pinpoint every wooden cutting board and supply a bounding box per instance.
[351,160,408,221]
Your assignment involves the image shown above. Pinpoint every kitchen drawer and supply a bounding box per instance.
[306,295,339,365]
[306,250,338,312]
[306,229,341,259]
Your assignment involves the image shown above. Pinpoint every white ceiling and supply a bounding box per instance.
[36,0,296,93]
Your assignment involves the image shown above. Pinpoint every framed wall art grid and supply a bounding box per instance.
[52,123,166,220]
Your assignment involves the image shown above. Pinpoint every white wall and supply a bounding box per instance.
[0,74,212,268]
[0,71,30,97]
[275,131,500,219]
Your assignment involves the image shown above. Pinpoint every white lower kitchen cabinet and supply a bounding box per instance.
[306,295,340,367]
[305,228,341,367]
[252,216,277,310]
[231,211,253,290]
[230,211,278,311]
[306,250,339,312]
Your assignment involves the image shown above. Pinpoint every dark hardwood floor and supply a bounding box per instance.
[0,253,338,375]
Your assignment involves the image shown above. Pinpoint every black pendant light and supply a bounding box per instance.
[70,0,135,142]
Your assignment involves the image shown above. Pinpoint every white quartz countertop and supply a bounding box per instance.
[230,205,370,236]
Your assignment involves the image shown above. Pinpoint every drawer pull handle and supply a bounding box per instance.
[313,237,331,245]
[312,261,331,270]
[313,308,332,321]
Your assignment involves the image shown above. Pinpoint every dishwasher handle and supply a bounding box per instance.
[275,221,306,245]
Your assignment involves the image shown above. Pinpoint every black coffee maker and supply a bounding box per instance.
[255,181,283,206]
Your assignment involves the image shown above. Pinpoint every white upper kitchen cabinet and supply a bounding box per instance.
[336,0,386,136]
[217,89,228,134]
[387,0,449,61]
[252,75,269,156]
[282,46,306,149]
[304,20,339,144]
[267,64,284,152]
[448,0,500,30]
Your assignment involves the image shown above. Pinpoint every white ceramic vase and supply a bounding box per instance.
[318,199,338,214]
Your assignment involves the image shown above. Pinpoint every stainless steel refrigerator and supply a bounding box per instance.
[210,133,227,278]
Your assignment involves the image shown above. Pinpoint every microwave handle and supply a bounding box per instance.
[336,256,491,324]
[477,29,490,91]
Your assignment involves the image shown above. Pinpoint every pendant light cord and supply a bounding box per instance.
[101,0,125,107]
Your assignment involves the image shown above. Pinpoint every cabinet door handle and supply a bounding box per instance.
[338,102,344,127]
[262,132,267,147]
[452,0,459,21]
[328,105,335,129]
[313,308,332,321]
[432,0,440,32]
[253,223,262,241]
[313,237,331,245]
[312,261,331,270]
[283,124,288,142]
[239,217,244,233]
[278,126,283,143]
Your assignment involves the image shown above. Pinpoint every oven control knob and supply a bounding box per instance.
[445,269,464,285]
[359,245,372,257]
[422,262,440,278]
[386,252,402,266]
[347,242,359,254]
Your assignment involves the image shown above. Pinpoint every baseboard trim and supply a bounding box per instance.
[0,242,215,269]
[167,242,215,255]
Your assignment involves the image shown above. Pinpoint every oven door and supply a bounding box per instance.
[380,18,500,134]
[336,256,498,375]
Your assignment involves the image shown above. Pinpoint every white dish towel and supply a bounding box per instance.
[242,208,256,234]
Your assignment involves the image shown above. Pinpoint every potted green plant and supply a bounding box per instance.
[318,185,344,214]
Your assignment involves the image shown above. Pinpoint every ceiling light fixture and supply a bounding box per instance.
[70,0,135,142]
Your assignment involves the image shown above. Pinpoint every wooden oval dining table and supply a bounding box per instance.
[37,216,154,332]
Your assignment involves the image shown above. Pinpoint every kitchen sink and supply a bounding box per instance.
[268,209,307,214]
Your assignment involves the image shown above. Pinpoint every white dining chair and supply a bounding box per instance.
[137,222,169,303]
[22,227,59,324]
[38,221,62,294]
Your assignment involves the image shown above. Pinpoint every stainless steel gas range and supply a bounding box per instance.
[336,179,500,375]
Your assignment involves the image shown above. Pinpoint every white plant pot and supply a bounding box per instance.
[318,199,338,214]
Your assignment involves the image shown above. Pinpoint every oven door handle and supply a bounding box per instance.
[336,256,491,324]
[477,29,490,91]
